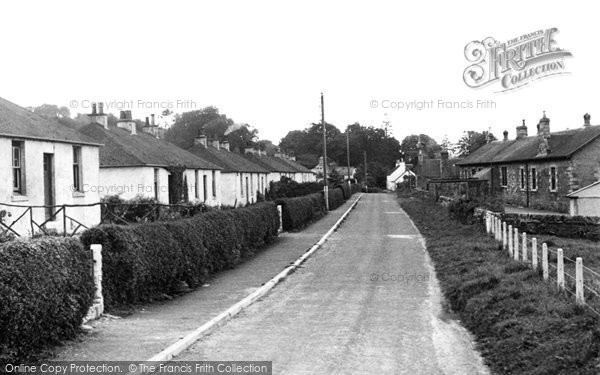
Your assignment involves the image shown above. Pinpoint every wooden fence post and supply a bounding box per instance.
[576,257,584,305]
[557,248,565,290]
[485,213,490,234]
[542,243,549,280]
[84,244,104,323]
[502,222,507,250]
[532,238,538,270]
[513,227,519,260]
[508,225,513,256]
[522,232,528,262]
[277,205,283,233]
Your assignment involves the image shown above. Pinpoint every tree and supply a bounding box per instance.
[29,104,71,119]
[400,134,442,165]
[456,130,496,158]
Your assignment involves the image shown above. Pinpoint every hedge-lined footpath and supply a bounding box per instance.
[0,238,94,362]
[276,193,327,231]
[81,202,279,310]
[399,195,600,374]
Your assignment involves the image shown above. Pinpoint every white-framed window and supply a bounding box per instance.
[550,166,557,192]
[240,173,244,197]
[12,141,24,194]
[500,166,508,187]
[530,167,537,191]
[212,170,216,198]
[203,175,208,202]
[72,146,83,192]
[194,170,199,199]
[520,167,525,190]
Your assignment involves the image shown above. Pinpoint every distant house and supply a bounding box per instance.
[386,160,416,190]
[243,149,298,185]
[0,97,102,236]
[567,182,600,217]
[311,156,353,182]
[456,112,600,213]
[187,135,270,207]
[274,152,317,183]
[79,106,222,205]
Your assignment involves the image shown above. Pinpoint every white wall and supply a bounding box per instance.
[570,198,600,217]
[0,137,100,237]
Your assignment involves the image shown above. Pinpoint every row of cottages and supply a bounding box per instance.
[80,106,223,205]
[186,135,269,207]
[0,97,101,236]
[456,112,600,213]
[242,149,301,185]
[273,151,316,183]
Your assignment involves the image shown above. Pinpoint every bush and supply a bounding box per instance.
[276,193,326,231]
[350,183,361,195]
[336,183,351,200]
[327,187,346,210]
[0,237,95,361]
[267,178,324,199]
[101,195,212,224]
[80,202,279,309]
[449,196,505,224]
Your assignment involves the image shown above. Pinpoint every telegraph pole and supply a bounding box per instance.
[321,92,329,211]
[346,125,351,188]
[364,151,367,190]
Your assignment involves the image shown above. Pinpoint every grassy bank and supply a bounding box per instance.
[399,195,600,374]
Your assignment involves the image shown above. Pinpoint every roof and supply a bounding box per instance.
[242,153,298,173]
[79,123,221,170]
[276,157,314,173]
[0,97,100,146]
[567,181,600,198]
[457,125,600,166]
[186,144,270,173]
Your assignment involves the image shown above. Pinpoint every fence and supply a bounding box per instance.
[0,201,211,238]
[485,211,600,317]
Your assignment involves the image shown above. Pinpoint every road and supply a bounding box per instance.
[175,194,489,374]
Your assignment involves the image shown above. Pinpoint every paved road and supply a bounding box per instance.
[176,194,489,374]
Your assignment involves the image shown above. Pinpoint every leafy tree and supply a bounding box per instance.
[456,130,496,158]
[400,134,442,165]
[29,104,71,119]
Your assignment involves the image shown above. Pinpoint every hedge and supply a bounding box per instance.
[80,202,279,309]
[267,179,324,199]
[327,187,346,210]
[0,237,95,361]
[276,193,327,231]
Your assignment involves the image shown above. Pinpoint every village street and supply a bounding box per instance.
[174,194,489,374]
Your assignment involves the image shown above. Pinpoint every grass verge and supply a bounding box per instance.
[399,195,600,375]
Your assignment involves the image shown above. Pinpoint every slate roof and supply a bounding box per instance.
[186,144,270,173]
[276,157,314,173]
[242,153,298,173]
[456,125,600,166]
[79,123,221,170]
[0,96,100,146]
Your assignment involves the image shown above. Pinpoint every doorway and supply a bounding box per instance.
[43,153,55,220]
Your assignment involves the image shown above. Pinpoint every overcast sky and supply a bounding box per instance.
[0,0,596,145]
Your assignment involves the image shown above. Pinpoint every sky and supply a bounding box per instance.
[0,0,596,146]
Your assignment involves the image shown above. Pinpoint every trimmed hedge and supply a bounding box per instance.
[267,179,324,199]
[327,187,345,210]
[276,193,327,231]
[80,202,279,309]
[0,237,95,361]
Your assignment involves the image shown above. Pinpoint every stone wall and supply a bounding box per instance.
[501,212,600,241]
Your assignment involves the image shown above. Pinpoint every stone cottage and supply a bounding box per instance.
[456,112,600,213]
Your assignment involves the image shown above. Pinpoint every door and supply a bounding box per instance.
[43,153,55,220]
[245,176,249,204]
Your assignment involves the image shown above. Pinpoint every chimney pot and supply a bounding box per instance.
[245,147,256,155]
[584,113,591,127]
[211,139,220,150]
[503,130,509,141]
[516,119,528,139]
[194,135,207,147]
[151,114,156,126]
[220,141,230,151]
[119,110,127,120]
[145,117,150,126]
[98,102,104,115]
[91,103,97,115]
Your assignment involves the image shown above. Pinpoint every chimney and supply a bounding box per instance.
[584,113,591,127]
[516,119,528,139]
[245,147,256,155]
[87,102,108,129]
[257,150,263,156]
[194,135,207,147]
[220,141,230,151]
[116,110,136,135]
[537,111,551,156]
[151,114,156,126]
[441,150,449,160]
[503,130,509,141]
[142,117,154,135]
[211,139,220,150]
[289,155,296,161]
[275,151,285,159]
[98,102,104,115]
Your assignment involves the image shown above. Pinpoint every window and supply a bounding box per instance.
[500,166,508,187]
[203,175,208,202]
[212,170,216,197]
[72,146,83,192]
[261,176,264,194]
[471,168,476,176]
[154,168,159,201]
[194,170,199,199]
[520,167,525,190]
[240,174,244,197]
[530,167,537,191]
[12,141,24,194]
[550,166,557,191]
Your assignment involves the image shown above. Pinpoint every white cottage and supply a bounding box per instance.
[0,97,101,237]
[567,181,600,217]
[79,107,222,205]
[386,160,416,191]
[187,136,270,207]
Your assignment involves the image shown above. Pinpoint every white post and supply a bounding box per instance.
[532,238,538,270]
[522,232,528,262]
[497,219,501,241]
[576,257,584,305]
[508,225,513,256]
[513,227,519,260]
[87,244,104,321]
[486,213,490,234]
[502,222,507,250]
[491,216,496,237]
[277,205,283,233]
[557,248,565,289]
[542,243,549,281]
